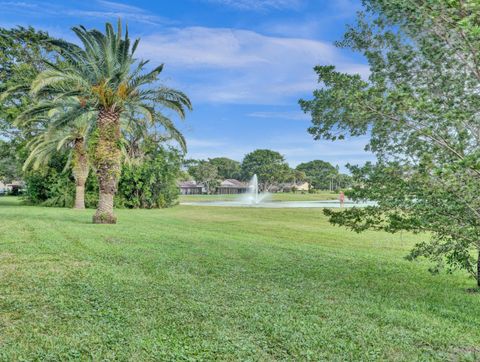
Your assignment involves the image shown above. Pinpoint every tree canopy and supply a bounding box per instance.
[296,160,336,190]
[300,0,480,285]
[241,149,290,191]
[208,157,241,180]
[188,160,219,194]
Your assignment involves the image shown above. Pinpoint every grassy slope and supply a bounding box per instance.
[179,191,339,203]
[0,197,479,361]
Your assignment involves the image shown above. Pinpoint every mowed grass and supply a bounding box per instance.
[179,191,338,203]
[0,197,479,361]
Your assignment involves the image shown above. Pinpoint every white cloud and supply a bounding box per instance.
[140,27,337,68]
[138,26,369,105]
[0,1,37,8]
[140,28,270,69]
[70,1,171,25]
[63,11,161,25]
[97,0,146,13]
[0,0,169,25]
[202,0,303,11]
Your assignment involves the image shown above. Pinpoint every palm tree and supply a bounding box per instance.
[23,113,94,209]
[18,21,191,223]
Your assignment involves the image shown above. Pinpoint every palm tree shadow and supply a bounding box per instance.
[0,198,94,224]
[0,197,28,207]
[2,210,94,225]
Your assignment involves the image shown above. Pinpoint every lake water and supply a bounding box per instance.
[180,200,377,208]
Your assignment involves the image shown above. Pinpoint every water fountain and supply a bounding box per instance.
[250,174,259,204]
[240,174,270,205]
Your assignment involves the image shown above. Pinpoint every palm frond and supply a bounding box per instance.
[22,20,191,174]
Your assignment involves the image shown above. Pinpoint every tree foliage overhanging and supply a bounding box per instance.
[300,0,480,285]
[0,26,56,182]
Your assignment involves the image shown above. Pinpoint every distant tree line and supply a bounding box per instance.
[184,149,351,193]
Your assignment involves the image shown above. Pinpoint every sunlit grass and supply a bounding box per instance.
[0,196,479,360]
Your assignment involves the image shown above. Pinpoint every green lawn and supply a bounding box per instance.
[0,197,479,361]
[179,191,339,203]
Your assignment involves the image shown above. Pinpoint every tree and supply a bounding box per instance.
[22,113,93,209]
[296,160,337,190]
[290,169,307,183]
[188,160,219,194]
[241,149,290,191]
[336,173,352,190]
[0,27,56,182]
[0,27,54,135]
[285,169,308,193]
[300,1,480,286]
[208,157,241,180]
[17,21,191,223]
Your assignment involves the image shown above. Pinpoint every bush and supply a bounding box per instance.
[23,146,181,209]
[117,147,181,209]
[42,176,75,207]
[23,170,69,206]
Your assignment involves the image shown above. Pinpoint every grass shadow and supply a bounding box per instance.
[0,196,27,207]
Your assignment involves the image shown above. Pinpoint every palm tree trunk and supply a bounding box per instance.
[93,108,121,224]
[72,138,89,210]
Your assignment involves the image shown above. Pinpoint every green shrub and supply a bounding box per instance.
[23,146,181,209]
[117,147,181,209]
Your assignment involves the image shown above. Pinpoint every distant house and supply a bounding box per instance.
[280,181,310,192]
[7,180,25,194]
[0,180,25,195]
[293,181,310,191]
[216,179,249,195]
[178,180,204,195]
[179,179,249,195]
[0,181,6,195]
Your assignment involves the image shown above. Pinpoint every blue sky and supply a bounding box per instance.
[0,0,375,171]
